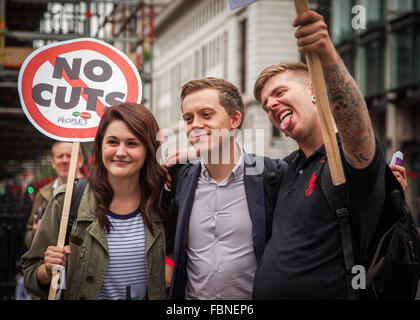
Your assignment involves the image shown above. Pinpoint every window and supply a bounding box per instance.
[390,25,420,88]
[359,39,385,96]
[370,113,386,151]
[332,0,354,45]
[390,0,420,15]
[359,0,385,30]
[202,44,208,76]
[194,50,200,78]
[223,31,228,78]
[215,35,220,65]
[171,63,182,120]
[390,0,412,12]
[239,19,247,93]
[340,49,355,77]
[210,39,215,68]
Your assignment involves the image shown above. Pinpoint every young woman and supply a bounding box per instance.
[21,103,171,300]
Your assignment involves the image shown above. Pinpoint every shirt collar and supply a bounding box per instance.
[52,178,60,190]
[200,143,245,181]
[293,133,342,167]
[231,146,245,179]
[311,133,341,157]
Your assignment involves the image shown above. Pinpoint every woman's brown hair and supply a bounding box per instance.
[88,102,168,234]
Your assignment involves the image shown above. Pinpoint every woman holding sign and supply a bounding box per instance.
[21,103,173,300]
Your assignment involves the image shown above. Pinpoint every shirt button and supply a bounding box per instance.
[214,212,218,216]
[298,169,303,174]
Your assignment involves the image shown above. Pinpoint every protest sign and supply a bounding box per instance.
[18,38,142,299]
[18,38,142,141]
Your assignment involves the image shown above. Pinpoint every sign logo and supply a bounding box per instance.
[18,38,142,142]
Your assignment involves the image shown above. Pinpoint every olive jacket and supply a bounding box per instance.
[21,183,168,300]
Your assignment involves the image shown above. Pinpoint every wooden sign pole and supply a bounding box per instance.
[48,141,80,300]
[293,0,346,186]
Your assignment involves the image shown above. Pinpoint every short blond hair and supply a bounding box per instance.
[254,62,310,103]
[181,77,245,128]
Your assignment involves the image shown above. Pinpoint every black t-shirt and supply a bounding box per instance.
[252,137,386,299]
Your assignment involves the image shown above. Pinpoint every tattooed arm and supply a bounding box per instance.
[294,10,375,169]
[323,58,375,169]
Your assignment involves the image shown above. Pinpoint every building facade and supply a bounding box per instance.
[152,0,420,224]
[152,0,300,160]
[332,0,420,224]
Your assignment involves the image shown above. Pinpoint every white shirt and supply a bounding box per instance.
[185,148,257,300]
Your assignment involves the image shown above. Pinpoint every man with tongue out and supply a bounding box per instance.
[251,10,404,299]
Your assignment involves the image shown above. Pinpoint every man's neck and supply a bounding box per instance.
[56,171,82,186]
[203,142,241,183]
[56,176,67,186]
[298,129,337,158]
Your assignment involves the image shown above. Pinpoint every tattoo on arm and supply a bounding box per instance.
[322,57,375,169]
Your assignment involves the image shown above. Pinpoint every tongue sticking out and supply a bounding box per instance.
[280,113,292,131]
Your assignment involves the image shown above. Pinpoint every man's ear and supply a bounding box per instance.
[309,82,314,97]
[308,82,317,104]
[231,110,242,130]
[77,155,84,171]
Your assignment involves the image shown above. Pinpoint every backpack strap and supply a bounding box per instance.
[261,156,281,209]
[247,153,281,208]
[247,154,281,242]
[319,163,359,300]
[65,178,88,245]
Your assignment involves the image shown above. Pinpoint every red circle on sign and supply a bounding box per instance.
[18,38,141,141]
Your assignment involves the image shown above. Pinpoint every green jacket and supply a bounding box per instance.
[21,183,168,300]
[24,180,54,249]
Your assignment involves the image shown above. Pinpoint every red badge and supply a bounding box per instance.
[306,171,317,197]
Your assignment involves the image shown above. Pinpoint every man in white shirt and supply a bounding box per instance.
[24,142,84,248]
[167,77,288,299]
